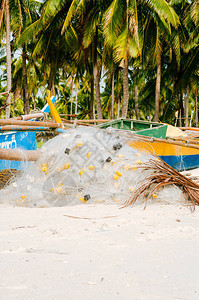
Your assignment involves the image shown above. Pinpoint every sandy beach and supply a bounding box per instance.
[1,199,199,300]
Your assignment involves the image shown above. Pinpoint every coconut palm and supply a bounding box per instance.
[104,0,180,120]
[0,0,12,118]
[0,0,41,116]
[168,0,199,125]
[30,0,112,119]
[19,1,70,96]
[102,44,119,118]
[18,1,41,114]
[61,0,112,119]
[103,0,140,118]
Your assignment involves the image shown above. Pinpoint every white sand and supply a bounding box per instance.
[1,173,199,299]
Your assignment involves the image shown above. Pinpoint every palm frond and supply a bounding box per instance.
[103,0,123,46]
[113,25,129,62]
[172,32,181,68]
[83,7,99,48]
[18,19,41,44]
[123,158,199,211]
[61,0,84,34]
[147,0,180,28]
[128,37,139,58]
[41,0,63,27]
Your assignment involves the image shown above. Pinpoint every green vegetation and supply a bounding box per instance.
[0,0,198,125]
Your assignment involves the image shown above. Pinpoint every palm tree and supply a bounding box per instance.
[0,0,6,29]
[194,86,198,127]
[28,0,103,119]
[0,0,41,117]
[1,0,197,124]
[104,0,140,118]
[167,0,199,126]
[103,44,119,118]
[18,1,41,114]
[20,1,71,96]
[2,0,12,118]
[104,0,180,120]
[61,0,111,119]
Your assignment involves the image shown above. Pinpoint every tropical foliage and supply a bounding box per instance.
[0,0,198,125]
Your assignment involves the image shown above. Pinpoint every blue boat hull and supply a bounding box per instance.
[0,131,36,170]
[0,96,57,171]
[159,154,199,172]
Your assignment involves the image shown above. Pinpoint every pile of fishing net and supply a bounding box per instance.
[0,127,185,208]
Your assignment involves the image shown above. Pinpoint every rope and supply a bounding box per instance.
[29,108,48,121]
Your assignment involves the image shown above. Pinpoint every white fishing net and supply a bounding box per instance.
[0,126,185,207]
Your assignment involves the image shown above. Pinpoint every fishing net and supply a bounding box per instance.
[0,126,185,208]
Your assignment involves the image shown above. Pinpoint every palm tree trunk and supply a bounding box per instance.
[0,0,6,30]
[179,109,181,127]
[22,44,30,115]
[185,85,189,127]
[148,105,151,121]
[178,92,183,127]
[33,94,36,110]
[154,52,161,122]
[133,68,139,120]
[92,32,102,119]
[13,93,16,117]
[121,58,129,118]
[12,84,20,117]
[47,66,55,96]
[90,77,94,119]
[69,74,74,120]
[5,0,11,119]
[93,103,95,120]
[134,85,139,120]
[75,86,78,115]
[117,98,120,119]
[93,62,102,119]
[111,71,114,119]
[195,87,198,127]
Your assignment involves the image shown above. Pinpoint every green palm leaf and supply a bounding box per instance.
[103,0,123,46]
[146,0,180,28]
[61,0,84,34]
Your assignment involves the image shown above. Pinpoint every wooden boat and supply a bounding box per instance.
[0,131,37,170]
[0,94,61,170]
[97,119,199,171]
[2,107,199,172]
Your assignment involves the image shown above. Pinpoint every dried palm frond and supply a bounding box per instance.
[123,159,199,211]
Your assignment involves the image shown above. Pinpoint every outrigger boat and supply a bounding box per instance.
[0,130,37,170]
[1,97,199,172]
[97,119,199,171]
[0,92,62,170]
